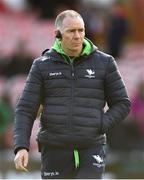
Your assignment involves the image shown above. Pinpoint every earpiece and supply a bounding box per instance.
[55,30,62,39]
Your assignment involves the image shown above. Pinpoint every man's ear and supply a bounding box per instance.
[55,30,62,39]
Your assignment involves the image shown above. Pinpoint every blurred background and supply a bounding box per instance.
[0,0,144,179]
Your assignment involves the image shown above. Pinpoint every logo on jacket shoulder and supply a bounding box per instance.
[85,69,95,78]
[41,56,50,61]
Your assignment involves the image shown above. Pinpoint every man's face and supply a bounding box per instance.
[60,16,85,56]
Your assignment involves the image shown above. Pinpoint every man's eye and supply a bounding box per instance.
[70,30,75,32]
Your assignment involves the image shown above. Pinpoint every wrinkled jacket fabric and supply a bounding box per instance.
[14,45,131,153]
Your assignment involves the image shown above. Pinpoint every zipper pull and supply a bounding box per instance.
[71,64,75,78]
[74,149,80,169]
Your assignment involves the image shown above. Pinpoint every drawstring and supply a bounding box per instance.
[74,149,80,169]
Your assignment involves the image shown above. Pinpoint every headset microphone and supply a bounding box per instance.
[55,30,62,39]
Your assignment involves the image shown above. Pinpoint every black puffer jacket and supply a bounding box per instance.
[14,47,131,153]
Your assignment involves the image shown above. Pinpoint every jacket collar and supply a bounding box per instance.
[41,38,98,64]
[52,37,97,57]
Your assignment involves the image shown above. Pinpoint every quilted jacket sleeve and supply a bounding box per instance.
[102,56,131,133]
[13,59,44,154]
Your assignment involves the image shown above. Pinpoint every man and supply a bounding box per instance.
[14,10,131,179]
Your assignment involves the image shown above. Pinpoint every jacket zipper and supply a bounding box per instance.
[69,63,75,128]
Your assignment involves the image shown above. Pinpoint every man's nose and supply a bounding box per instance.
[74,31,81,38]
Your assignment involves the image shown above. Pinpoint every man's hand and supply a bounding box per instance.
[14,149,29,172]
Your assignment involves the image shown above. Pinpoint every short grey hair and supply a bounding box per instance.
[55,10,84,31]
